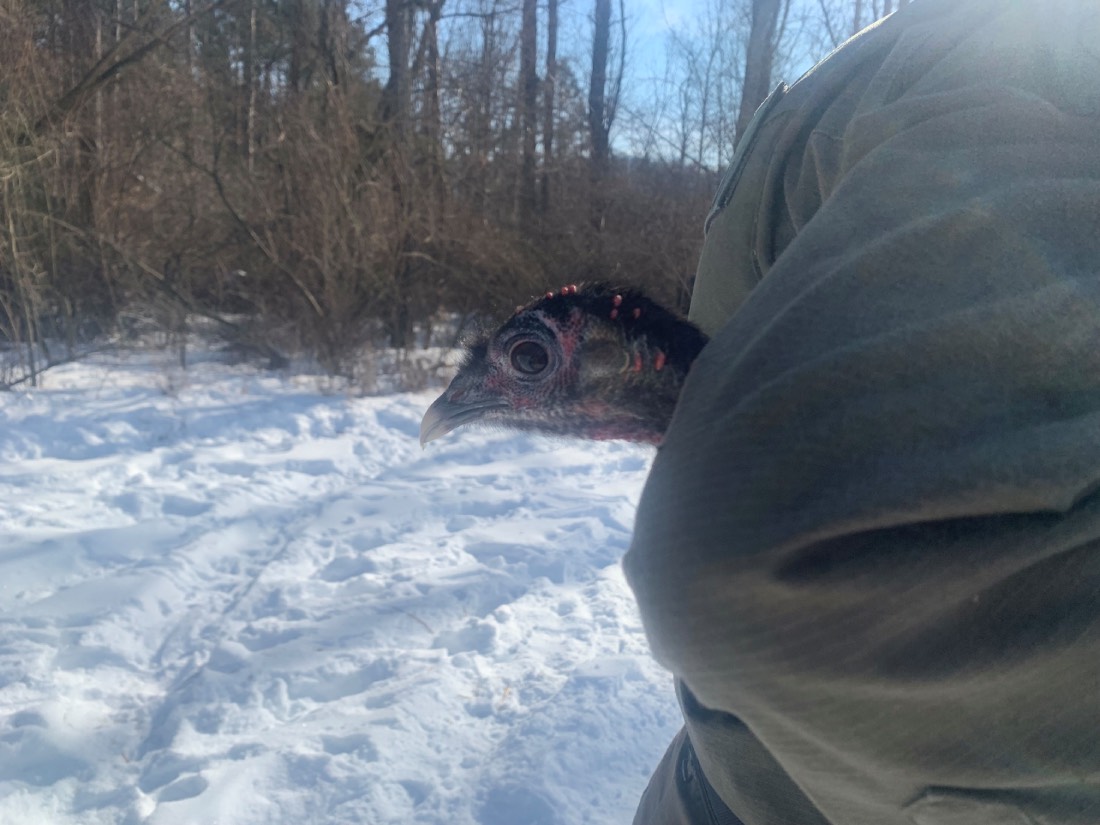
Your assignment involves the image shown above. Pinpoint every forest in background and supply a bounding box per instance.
[0,0,903,387]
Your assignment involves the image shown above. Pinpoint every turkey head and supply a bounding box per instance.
[420,283,708,446]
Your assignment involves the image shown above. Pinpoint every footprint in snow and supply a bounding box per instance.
[374,408,421,438]
[433,620,496,655]
[318,555,379,582]
[161,495,213,518]
[321,733,378,759]
[157,774,209,803]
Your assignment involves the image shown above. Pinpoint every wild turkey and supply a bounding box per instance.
[420,283,708,446]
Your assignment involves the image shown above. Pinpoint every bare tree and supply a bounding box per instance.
[381,0,411,131]
[243,0,257,171]
[586,0,612,250]
[0,0,873,384]
[540,0,558,213]
[589,0,612,183]
[812,0,897,50]
[587,0,627,226]
[656,0,743,169]
[516,0,538,224]
[420,0,446,206]
[736,0,783,141]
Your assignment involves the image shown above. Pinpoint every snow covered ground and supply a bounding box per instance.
[0,352,682,825]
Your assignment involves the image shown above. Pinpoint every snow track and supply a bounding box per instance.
[0,356,682,825]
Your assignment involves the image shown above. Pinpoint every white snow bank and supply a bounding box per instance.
[0,353,682,825]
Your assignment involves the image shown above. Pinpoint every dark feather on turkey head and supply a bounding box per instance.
[420,283,708,446]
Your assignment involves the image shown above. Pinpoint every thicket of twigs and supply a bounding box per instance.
[0,0,895,387]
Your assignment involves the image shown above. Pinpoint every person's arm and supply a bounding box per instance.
[629,1,1100,823]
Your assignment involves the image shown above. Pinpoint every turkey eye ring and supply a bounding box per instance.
[509,340,550,375]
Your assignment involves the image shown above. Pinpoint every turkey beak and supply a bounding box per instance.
[419,375,505,446]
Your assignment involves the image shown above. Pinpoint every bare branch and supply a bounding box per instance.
[32,0,227,137]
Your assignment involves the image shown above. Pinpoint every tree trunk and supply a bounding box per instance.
[588,0,611,207]
[466,7,497,212]
[735,0,781,143]
[319,0,348,87]
[244,0,257,171]
[540,0,557,213]
[423,3,443,144]
[381,0,410,133]
[287,0,306,93]
[94,7,104,153]
[516,0,538,226]
[422,0,445,207]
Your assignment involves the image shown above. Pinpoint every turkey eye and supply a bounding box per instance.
[509,340,549,375]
